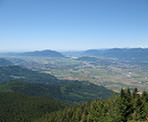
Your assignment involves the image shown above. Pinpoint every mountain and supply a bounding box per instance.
[84,49,104,56]
[0,58,13,66]
[61,51,85,57]
[0,50,65,58]
[21,50,65,57]
[0,92,66,122]
[0,80,113,105]
[84,48,148,61]
[0,66,57,83]
[34,88,148,122]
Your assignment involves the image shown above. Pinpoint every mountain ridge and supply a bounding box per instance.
[83,48,148,60]
[0,49,65,58]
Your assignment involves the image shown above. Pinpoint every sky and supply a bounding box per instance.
[0,0,148,51]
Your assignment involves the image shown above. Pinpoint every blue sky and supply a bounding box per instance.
[0,0,148,51]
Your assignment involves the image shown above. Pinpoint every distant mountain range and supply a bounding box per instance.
[0,50,65,58]
[83,48,148,61]
[2,48,148,60]
[21,50,64,57]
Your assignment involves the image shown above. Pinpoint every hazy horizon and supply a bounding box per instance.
[1,47,148,53]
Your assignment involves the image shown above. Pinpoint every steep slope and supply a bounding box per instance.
[0,92,66,122]
[0,66,57,83]
[34,89,148,122]
[0,80,113,105]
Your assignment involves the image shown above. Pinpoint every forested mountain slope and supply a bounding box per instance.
[0,92,66,122]
[0,66,57,83]
[35,88,148,122]
[0,80,113,105]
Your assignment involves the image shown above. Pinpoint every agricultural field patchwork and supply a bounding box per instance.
[4,56,148,92]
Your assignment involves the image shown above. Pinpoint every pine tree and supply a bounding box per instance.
[132,88,138,99]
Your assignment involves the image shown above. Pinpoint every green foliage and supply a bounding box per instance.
[58,80,113,104]
[0,66,57,83]
[0,92,66,122]
[35,89,148,122]
[0,80,113,105]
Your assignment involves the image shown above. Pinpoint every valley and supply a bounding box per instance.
[0,49,148,122]
[3,50,148,92]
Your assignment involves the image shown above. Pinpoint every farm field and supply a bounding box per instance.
[5,56,148,92]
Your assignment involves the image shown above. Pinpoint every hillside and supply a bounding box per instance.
[0,50,65,58]
[0,66,57,83]
[0,58,13,66]
[20,50,65,57]
[2,50,148,91]
[0,92,66,122]
[4,54,148,92]
[0,50,64,58]
[0,80,113,105]
[21,50,65,57]
[84,48,148,61]
[34,88,148,122]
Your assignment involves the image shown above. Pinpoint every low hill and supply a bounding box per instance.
[0,58,13,66]
[0,92,66,122]
[0,80,113,105]
[0,66,57,83]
